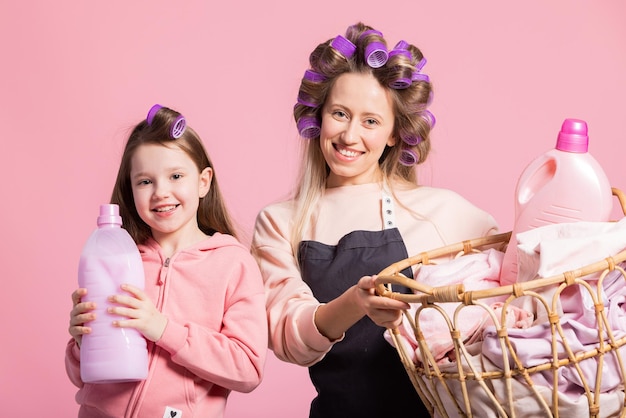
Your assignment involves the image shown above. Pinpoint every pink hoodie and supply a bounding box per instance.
[65,233,267,418]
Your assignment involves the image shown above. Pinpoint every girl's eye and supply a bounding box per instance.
[137,179,151,186]
[172,173,183,180]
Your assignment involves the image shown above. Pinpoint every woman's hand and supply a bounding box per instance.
[354,275,410,329]
[68,288,95,347]
[108,284,168,342]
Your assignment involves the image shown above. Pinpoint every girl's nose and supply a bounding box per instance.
[152,182,170,199]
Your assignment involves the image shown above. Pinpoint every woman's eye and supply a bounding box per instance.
[333,110,347,119]
[365,118,379,126]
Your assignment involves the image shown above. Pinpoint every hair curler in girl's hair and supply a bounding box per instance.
[297,116,321,139]
[146,104,186,139]
[399,148,419,166]
[146,104,162,125]
[330,35,357,60]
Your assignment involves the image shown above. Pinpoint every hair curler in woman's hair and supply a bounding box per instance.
[297,91,318,108]
[364,41,388,68]
[389,77,412,90]
[401,134,422,146]
[330,35,357,60]
[399,148,419,166]
[415,57,427,72]
[297,116,321,139]
[421,110,436,129]
[146,104,186,139]
[412,73,430,83]
[303,69,327,83]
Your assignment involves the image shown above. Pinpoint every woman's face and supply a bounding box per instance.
[319,72,396,188]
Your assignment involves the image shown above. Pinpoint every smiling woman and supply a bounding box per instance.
[250,22,500,418]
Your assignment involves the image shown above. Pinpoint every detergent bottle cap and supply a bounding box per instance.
[556,118,589,153]
[97,204,122,227]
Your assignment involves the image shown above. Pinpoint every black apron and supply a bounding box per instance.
[298,219,429,417]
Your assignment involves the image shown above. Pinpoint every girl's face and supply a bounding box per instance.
[320,72,396,188]
[130,143,212,245]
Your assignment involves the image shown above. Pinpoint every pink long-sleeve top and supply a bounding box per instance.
[65,232,267,418]
[251,182,499,367]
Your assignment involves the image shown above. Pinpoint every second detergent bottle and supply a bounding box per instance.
[499,118,613,286]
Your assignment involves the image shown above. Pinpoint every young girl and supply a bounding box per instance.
[66,105,267,417]
[252,23,499,417]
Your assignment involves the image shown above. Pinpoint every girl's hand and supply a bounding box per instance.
[108,284,168,342]
[354,276,410,329]
[69,288,96,347]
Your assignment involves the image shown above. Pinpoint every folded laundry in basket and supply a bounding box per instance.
[384,249,533,364]
[515,217,626,283]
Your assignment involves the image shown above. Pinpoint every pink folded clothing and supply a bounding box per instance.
[384,249,533,364]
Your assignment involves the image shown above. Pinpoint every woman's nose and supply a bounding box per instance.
[340,121,359,144]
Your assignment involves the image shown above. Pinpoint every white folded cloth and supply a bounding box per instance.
[516,217,626,283]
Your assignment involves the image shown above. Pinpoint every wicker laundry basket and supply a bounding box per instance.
[376,188,626,418]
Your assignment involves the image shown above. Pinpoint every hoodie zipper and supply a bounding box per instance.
[125,256,171,417]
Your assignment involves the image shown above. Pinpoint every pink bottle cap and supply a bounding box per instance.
[556,118,589,153]
[97,204,122,227]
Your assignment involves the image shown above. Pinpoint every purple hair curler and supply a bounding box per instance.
[402,134,422,146]
[393,40,409,50]
[330,35,357,59]
[359,29,383,39]
[146,104,186,139]
[365,41,388,68]
[171,115,186,139]
[422,110,436,129]
[416,57,427,72]
[389,77,412,89]
[297,91,318,108]
[411,72,430,83]
[297,116,321,139]
[146,104,162,125]
[303,69,327,83]
[389,48,412,60]
[399,148,418,166]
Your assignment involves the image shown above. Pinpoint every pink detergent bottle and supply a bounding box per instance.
[499,118,613,286]
[78,204,148,383]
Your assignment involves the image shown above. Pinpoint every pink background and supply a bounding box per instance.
[1,1,625,417]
